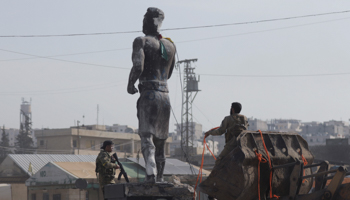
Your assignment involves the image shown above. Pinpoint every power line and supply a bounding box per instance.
[198,72,350,78]
[2,16,349,63]
[0,47,130,62]
[1,10,350,38]
[0,82,127,96]
[0,48,129,70]
[1,18,350,77]
[1,16,349,72]
[177,17,350,44]
[0,80,123,94]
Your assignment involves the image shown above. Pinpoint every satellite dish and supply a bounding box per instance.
[75,178,88,189]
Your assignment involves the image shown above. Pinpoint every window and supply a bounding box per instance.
[40,140,44,146]
[53,194,61,200]
[73,140,77,148]
[31,194,36,200]
[86,140,95,150]
[43,193,49,200]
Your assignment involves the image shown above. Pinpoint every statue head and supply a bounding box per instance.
[143,7,165,36]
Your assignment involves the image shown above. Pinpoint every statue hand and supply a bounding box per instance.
[127,84,138,94]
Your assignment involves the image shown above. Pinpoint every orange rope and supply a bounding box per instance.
[255,150,267,200]
[301,153,308,183]
[257,130,280,200]
[193,128,218,199]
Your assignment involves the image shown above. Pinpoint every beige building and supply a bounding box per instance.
[35,125,172,156]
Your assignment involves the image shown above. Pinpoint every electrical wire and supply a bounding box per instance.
[1,17,350,78]
[0,47,130,62]
[0,83,127,96]
[193,103,216,127]
[0,48,129,70]
[0,80,125,94]
[177,17,350,44]
[2,16,349,64]
[1,10,350,37]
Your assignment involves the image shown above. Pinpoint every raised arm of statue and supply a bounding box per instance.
[127,37,145,94]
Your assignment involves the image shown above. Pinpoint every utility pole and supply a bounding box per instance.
[177,59,200,160]
[77,120,80,155]
[97,104,99,125]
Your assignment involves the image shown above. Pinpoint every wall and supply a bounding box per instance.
[11,183,27,200]
[28,188,103,200]
[0,184,11,200]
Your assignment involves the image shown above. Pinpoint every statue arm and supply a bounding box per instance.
[168,56,175,79]
[127,37,145,94]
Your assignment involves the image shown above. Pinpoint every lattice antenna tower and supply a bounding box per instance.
[177,59,200,159]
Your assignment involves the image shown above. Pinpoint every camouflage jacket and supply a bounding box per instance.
[208,113,249,143]
[96,150,117,186]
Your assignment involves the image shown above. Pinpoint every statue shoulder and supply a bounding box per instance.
[132,37,145,48]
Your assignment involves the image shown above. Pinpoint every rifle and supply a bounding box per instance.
[112,153,130,183]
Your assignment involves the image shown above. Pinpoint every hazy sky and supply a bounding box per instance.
[1,1,350,132]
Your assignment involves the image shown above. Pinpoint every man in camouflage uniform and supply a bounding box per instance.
[205,102,249,164]
[96,140,119,199]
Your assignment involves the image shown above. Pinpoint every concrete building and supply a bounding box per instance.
[105,124,137,133]
[301,133,345,146]
[174,122,203,141]
[247,118,268,131]
[268,119,302,132]
[34,124,172,156]
[301,120,350,136]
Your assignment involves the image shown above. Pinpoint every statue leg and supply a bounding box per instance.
[153,137,166,182]
[140,132,157,183]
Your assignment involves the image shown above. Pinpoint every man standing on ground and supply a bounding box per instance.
[96,140,119,199]
[127,7,176,183]
[205,102,249,164]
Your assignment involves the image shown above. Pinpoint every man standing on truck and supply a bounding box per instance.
[205,102,249,164]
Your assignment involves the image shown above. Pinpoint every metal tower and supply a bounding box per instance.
[20,98,32,134]
[178,59,200,159]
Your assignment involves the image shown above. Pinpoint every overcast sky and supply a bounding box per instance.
[1,1,350,132]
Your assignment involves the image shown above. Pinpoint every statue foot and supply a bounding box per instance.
[156,177,164,183]
[144,175,156,183]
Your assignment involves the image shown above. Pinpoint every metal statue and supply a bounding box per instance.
[127,7,176,183]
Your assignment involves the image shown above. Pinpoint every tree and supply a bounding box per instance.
[0,125,10,160]
[15,112,34,154]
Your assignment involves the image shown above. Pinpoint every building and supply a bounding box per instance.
[0,154,205,200]
[0,154,100,200]
[301,120,350,136]
[268,119,302,132]
[301,133,345,146]
[34,124,172,156]
[247,118,268,131]
[105,124,137,133]
[174,122,203,141]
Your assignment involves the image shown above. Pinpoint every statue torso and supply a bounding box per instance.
[138,36,175,82]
